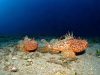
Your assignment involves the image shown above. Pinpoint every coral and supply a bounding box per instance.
[17,36,38,52]
[41,33,88,58]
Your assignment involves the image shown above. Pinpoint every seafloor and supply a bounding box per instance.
[0,36,100,75]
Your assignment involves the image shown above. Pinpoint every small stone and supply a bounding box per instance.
[97,56,100,58]
[26,59,33,66]
[23,56,29,60]
[12,56,17,60]
[10,66,18,72]
[27,59,32,62]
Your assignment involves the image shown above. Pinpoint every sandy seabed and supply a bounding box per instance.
[0,39,100,75]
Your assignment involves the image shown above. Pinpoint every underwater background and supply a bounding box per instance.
[0,0,100,37]
[0,0,100,75]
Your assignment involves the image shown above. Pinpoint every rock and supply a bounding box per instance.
[97,56,100,58]
[10,66,18,72]
[27,59,32,62]
[12,56,17,60]
[23,56,29,60]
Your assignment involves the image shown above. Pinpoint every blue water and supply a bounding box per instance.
[0,1,100,74]
[0,0,100,37]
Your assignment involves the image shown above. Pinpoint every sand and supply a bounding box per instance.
[0,40,100,75]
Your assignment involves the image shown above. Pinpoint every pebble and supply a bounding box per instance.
[27,59,32,62]
[12,56,17,60]
[10,66,18,72]
[23,56,29,60]
[97,56,100,58]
